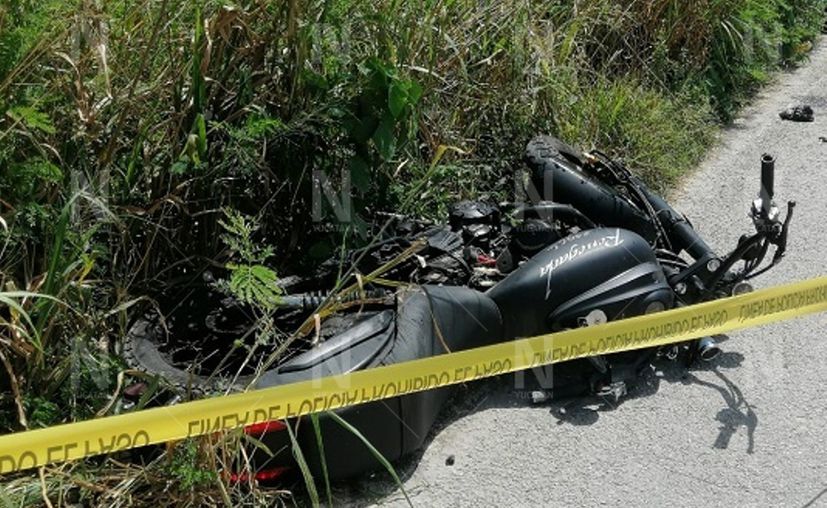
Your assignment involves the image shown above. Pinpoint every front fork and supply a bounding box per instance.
[560,154,792,401]
[646,154,793,369]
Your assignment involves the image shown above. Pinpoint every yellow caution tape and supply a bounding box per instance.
[1,276,826,474]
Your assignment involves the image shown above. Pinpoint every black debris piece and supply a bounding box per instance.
[780,105,814,122]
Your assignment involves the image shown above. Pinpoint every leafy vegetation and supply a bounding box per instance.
[0,0,824,505]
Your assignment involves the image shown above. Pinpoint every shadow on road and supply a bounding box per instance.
[546,348,758,454]
[339,337,759,504]
[680,356,758,455]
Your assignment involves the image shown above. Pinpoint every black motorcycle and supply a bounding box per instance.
[124,135,794,481]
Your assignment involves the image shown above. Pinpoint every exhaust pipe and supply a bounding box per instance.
[697,337,722,362]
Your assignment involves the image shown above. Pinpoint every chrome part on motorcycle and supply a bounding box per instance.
[662,345,680,361]
[732,281,754,295]
[595,380,628,401]
[582,309,608,327]
[697,337,722,362]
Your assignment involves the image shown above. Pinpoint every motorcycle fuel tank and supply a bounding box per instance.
[487,228,673,338]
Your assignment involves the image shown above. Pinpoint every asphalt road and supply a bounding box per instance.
[346,40,827,507]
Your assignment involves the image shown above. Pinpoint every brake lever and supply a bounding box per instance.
[772,200,795,262]
[739,200,795,281]
[704,157,793,291]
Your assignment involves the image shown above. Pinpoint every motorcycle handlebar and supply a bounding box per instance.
[760,154,775,216]
[761,154,775,199]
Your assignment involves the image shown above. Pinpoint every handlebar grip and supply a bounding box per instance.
[761,153,775,204]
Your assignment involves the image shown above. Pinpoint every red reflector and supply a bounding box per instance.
[476,253,497,266]
[244,420,287,436]
[229,466,291,483]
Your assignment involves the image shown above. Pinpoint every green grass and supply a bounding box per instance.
[0,0,825,504]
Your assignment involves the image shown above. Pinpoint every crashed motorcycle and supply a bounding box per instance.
[125,135,794,481]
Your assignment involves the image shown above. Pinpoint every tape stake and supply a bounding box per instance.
[1,276,826,473]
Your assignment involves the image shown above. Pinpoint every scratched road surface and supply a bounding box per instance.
[338,40,827,507]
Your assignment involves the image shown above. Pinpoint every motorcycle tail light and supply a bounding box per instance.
[229,466,291,484]
[244,420,287,436]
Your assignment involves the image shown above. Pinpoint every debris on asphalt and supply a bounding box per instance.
[445,455,455,466]
[779,104,814,121]
[819,136,827,142]
[530,390,551,404]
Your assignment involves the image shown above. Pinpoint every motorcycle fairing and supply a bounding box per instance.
[252,285,503,479]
